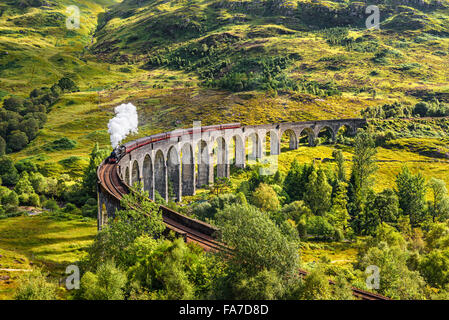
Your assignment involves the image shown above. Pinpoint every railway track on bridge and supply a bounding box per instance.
[98,160,389,301]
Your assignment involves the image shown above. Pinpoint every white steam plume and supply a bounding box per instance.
[108,103,138,148]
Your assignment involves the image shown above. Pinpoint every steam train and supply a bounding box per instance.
[107,123,241,164]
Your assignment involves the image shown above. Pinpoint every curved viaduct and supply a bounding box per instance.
[112,118,364,205]
[96,117,392,300]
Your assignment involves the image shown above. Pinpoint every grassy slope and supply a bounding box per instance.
[2,0,448,175]
[0,1,448,298]
[0,215,96,299]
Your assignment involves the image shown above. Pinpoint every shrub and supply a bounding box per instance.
[3,96,24,113]
[15,172,34,195]
[0,156,19,186]
[57,77,78,92]
[7,130,28,152]
[29,172,47,194]
[306,216,335,239]
[43,137,77,151]
[63,203,77,213]
[18,193,29,206]
[19,118,39,140]
[1,189,19,212]
[15,269,58,300]
[251,183,280,212]
[80,260,127,300]
[15,159,37,173]
[43,199,59,211]
[81,199,97,217]
[29,193,40,207]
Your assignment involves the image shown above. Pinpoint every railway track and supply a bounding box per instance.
[98,161,389,300]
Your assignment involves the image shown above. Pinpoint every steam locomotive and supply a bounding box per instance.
[107,123,241,164]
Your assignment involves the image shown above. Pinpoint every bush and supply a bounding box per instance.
[18,193,29,206]
[57,77,78,92]
[15,159,37,174]
[3,96,24,113]
[29,193,40,207]
[63,203,77,213]
[0,156,19,186]
[43,137,77,151]
[19,118,39,140]
[7,130,28,152]
[29,172,47,194]
[232,269,285,300]
[413,102,429,117]
[43,199,59,211]
[15,172,34,195]
[306,216,335,240]
[80,260,127,300]
[14,269,58,300]
[81,198,97,217]
[251,183,280,212]
[1,189,19,212]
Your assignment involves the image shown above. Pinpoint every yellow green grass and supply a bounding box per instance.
[0,215,96,300]
[300,241,358,268]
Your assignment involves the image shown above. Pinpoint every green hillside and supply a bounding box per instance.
[2,0,449,302]
[0,0,447,173]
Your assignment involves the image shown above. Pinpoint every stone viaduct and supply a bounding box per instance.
[110,118,366,204]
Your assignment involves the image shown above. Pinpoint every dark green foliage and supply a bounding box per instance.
[419,249,449,289]
[363,189,400,235]
[306,216,335,240]
[332,149,346,181]
[3,96,24,113]
[283,160,315,203]
[43,137,77,152]
[215,204,299,276]
[413,102,429,117]
[303,169,332,216]
[7,130,28,152]
[15,158,37,173]
[362,101,449,119]
[348,130,378,235]
[0,77,68,153]
[57,77,78,92]
[395,166,427,226]
[81,144,109,199]
[127,237,223,300]
[81,198,97,217]
[0,136,5,156]
[0,155,19,186]
[191,193,240,221]
[19,118,39,140]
